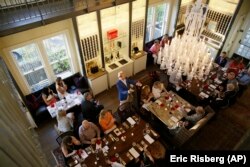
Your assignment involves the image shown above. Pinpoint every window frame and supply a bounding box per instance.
[146,2,169,42]
[7,30,76,93]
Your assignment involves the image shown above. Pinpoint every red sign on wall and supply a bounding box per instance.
[107,29,118,40]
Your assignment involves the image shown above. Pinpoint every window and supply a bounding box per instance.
[43,34,72,78]
[10,32,74,92]
[11,44,49,92]
[237,27,250,59]
[146,3,168,42]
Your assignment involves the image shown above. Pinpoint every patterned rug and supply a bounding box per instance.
[51,147,66,167]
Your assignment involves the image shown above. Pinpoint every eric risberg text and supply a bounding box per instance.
[170,154,247,165]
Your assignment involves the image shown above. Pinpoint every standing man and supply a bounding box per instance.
[116,71,142,105]
[215,51,228,67]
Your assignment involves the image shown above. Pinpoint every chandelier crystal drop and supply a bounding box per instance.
[160,0,213,81]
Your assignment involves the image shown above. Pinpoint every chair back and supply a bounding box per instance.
[56,130,74,145]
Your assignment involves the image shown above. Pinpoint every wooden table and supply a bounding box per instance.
[147,91,192,128]
[73,115,159,167]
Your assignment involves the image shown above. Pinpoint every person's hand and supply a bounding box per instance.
[128,88,134,94]
[136,81,142,87]
[91,138,97,144]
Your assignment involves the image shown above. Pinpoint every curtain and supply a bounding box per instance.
[0,57,49,167]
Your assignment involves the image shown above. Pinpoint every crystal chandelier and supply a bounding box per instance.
[160,0,213,81]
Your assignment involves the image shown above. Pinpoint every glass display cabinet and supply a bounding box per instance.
[77,12,108,95]
[101,3,133,87]
[131,0,147,75]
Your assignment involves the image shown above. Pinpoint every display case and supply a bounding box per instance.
[131,0,147,75]
[131,0,146,52]
[101,4,132,88]
[77,12,108,94]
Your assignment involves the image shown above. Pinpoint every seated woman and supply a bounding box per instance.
[182,106,205,125]
[42,87,57,106]
[140,141,166,167]
[56,110,73,133]
[228,57,245,75]
[141,85,154,111]
[56,77,68,99]
[99,109,116,134]
[152,81,167,99]
[61,136,81,158]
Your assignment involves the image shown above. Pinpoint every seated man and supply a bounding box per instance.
[41,87,57,106]
[182,106,205,125]
[152,81,167,99]
[116,71,142,105]
[78,120,100,145]
[61,136,81,158]
[99,109,116,134]
[56,77,68,99]
[237,68,250,97]
[81,92,104,123]
[212,83,236,109]
[214,51,228,67]
[222,71,239,91]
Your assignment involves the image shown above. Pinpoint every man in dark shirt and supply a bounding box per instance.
[215,51,228,67]
[81,92,103,123]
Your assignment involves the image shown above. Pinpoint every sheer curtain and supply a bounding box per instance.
[0,57,49,166]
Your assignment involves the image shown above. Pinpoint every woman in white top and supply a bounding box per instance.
[56,77,68,99]
[57,110,73,133]
[152,81,167,99]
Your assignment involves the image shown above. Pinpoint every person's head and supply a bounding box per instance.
[154,40,160,45]
[153,81,162,90]
[147,141,166,160]
[118,71,126,80]
[82,120,90,130]
[195,106,205,115]
[83,92,92,101]
[58,109,66,117]
[42,87,50,95]
[227,71,236,80]
[227,83,235,91]
[56,77,62,84]
[141,85,151,96]
[221,51,227,58]
[62,136,73,146]
[99,109,111,120]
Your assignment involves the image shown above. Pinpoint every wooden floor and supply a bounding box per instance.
[35,65,250,166]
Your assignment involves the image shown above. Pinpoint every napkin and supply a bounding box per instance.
[214,78,222,84]
[144,134,154,144]
[170,116,178,123]
[129,147,140,158]
[80,150,88,159]
[155,99,162,105]
[209,84,216,89]
[127,117,136,125]
[199,92,209,98]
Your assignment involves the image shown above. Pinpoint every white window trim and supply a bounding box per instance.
[4,29,77,94]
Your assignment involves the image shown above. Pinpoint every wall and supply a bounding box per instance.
[0,19,81,95]
[222,0,250,58]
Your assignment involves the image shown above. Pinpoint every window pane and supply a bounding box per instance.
[153,4,166,39]
[43,34,72,78]
[153,22,164,39]
[12,44,42,73]
[147,7,154,26]
[11,44,49,92]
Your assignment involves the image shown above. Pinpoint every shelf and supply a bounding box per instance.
[102,33,127,44]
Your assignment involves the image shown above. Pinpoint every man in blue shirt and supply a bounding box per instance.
[237,68,250,97]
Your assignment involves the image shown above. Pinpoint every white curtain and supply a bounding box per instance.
[0,57,49,167]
